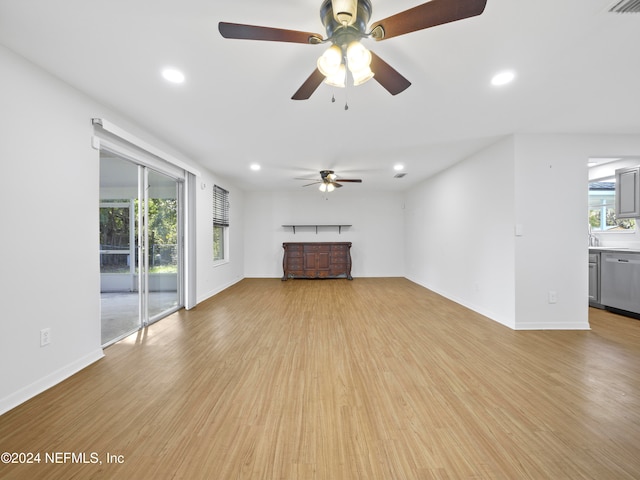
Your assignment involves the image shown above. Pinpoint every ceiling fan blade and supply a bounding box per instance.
[336,179,363,183]
[219,22,323,44]
[332,182,344,188]
[369,51,411,95]
[302,181,322,187]
[292,68,325,100]
[369,0,487,41]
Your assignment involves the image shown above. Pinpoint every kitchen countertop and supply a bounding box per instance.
[589,247,640,253]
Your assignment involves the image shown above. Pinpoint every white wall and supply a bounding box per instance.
[0,46,104,414]
[405,133,640,330]
[513,133,640,329]
[0,45,243,414]
[243,189,405,278]
[195,175,245,303]
[404,138,517,328]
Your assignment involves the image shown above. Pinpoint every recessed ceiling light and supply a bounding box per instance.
[491,70,515,86]
[393,164,404,171]
[162,68,185,84]
[250,163,261,171]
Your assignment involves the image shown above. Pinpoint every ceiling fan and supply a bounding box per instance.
[219,0,487,100]
[300,170,363,192]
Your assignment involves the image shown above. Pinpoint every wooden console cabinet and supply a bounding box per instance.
[282,242,352,281]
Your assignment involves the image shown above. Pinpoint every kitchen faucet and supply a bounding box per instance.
[588,225,599,246]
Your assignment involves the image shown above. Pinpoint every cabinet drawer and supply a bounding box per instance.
[286,259,303,269]
[303,245,331,253]
[331,244,348,252]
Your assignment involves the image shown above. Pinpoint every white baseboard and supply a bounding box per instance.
[514,322,590,330]
[0,349,104,416]
[405,275,515,329]
[196,277,244,305]
[405,275,590,331]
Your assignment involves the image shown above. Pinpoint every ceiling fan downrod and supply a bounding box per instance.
[320,0,372,42]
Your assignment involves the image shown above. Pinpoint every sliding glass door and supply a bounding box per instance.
[100,151,183,346]
[145,169,181,323]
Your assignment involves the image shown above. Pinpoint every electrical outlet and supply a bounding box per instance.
[40,328,51,347]
[548,291,558,304]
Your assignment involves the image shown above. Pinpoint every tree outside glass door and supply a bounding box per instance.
[144,169,181,324]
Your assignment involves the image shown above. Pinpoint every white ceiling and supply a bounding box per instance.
[1,0,639,192]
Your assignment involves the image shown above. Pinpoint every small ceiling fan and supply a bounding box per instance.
[219,0,487,100]
[300,170,363,192]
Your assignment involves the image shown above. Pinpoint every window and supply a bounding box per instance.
[213,185,229,261]
[588,181,636,231]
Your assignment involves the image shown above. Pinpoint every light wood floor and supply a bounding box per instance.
[1,278,639,479]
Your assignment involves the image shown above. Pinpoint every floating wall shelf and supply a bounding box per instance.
[282,224,352,234]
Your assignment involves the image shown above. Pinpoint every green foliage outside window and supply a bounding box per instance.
[213,225,225,261]
[588,184,636,231]
[100,199,178,273]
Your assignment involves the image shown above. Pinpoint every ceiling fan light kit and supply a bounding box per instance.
[319,183,336,192]
[324,64,347,88]
[299,170,363,194]
[219,0,487,100]
[317,44,343,76]
[317,40,374,88]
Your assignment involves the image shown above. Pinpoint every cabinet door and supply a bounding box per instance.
[616,166,640,218]
[304,252,317,270]
[317,252,330,270]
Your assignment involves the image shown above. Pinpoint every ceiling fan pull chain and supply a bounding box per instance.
[344,53,349,110]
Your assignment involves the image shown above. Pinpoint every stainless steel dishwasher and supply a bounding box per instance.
[600,252,640,314]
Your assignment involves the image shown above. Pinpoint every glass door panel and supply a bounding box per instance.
[99,155,141,345]
[145,169,181,323]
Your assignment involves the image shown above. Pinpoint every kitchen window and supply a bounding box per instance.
[588,181,636,231]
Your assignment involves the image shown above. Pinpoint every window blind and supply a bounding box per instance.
[213,185,230,227]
